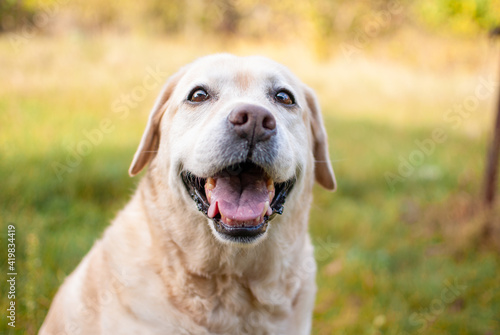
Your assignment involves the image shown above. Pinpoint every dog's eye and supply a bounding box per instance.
[188,88,210,102]
[275,91,294,105]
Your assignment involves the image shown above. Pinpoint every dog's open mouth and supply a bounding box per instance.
[181,161,295,242]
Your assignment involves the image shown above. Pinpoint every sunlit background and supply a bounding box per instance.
[1,0,500,334]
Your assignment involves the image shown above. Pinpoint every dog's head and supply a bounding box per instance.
[129,54,335,245]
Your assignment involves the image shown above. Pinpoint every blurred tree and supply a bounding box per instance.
[147,0,186,33]
[0,0,35,32]
[214,0,241,35]
[308,0,338,60]
[483,27,500,239]
[413,0,500,36]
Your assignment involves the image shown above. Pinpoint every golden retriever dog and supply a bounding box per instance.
[40,54,336,335]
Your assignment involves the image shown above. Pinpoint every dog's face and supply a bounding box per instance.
[129,54,335,245]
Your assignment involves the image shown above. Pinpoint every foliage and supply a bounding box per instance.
[1,35,499,334]
[413,0,500,35]
[1,0,499,37]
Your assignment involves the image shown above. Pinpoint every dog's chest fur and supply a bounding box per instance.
[103,178,312,334]
[160,268,297,333]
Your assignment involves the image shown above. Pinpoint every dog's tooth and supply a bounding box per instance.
[207,191,212,203]
[267,180,275,202]
[206,177,216,190]
[262,201,269,217]
[226,218,232,224]
[266,179,274,191]
[208,201,219,218]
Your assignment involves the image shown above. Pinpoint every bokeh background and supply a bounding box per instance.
[1,0,500,334]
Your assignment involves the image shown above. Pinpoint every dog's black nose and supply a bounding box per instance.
[228,104,276,143]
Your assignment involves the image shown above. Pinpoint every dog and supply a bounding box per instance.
[40,54,336,335]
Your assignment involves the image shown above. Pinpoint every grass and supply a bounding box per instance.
[0,34,499,334]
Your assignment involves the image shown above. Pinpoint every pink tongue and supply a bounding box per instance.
[207,168,271,224]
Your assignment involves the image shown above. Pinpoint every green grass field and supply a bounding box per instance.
[1,35,499,334]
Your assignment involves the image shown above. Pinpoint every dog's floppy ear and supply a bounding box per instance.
[303,85,337,191]
[128,70,185,176]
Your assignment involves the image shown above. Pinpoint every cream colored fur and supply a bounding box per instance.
[40,54,336,335]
